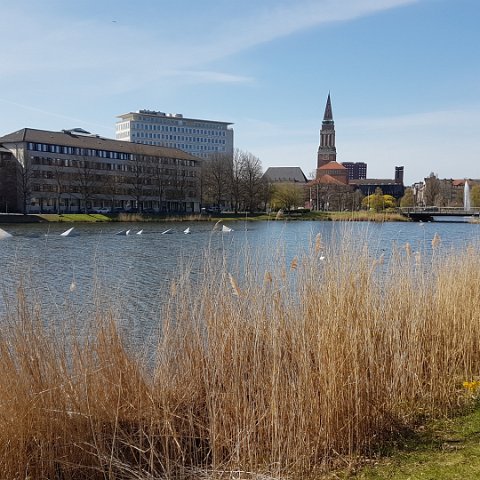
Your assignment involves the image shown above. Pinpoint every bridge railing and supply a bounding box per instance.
[399,206,480,215]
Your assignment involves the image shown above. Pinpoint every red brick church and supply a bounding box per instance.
[312,93,349,186]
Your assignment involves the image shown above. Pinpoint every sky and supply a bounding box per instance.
[1,0,479,185]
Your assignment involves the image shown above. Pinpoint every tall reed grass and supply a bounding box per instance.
[1,234,480,478]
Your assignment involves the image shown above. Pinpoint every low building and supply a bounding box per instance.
[349,166,405,199]
[350,179,405,199]
[263,166,308,184]
[0,128,202,214]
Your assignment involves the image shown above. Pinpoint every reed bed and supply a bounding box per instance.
[1,234,480,479]
[328,211,408,222]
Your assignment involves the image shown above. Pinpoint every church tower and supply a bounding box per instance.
[317,93,337,174]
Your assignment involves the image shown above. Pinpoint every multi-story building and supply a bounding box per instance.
[0,128,201,214]
[116,110,234,160]
[341,162,367,180]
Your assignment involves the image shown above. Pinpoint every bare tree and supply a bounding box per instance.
[169,169,189,212]
[240,151,264,213]
[229,149,245,214]
[74,157,98,213]
[128,151,149,212]
[103,173,124,211]
[202,153,231,207]
[52,166,69,213]
[0,150,18,212]
[424,172,440,206]
[151,160,167,212]
[16,150,34,214]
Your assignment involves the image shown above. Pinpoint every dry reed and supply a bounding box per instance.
[1,235,480,479]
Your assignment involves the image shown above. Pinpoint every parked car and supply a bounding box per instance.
[142,208,157,215]
[95,208,111,214]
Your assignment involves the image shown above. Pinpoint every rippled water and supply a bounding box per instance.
[1,219,480,348]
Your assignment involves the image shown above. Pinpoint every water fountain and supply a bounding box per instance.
[464,180,471,212]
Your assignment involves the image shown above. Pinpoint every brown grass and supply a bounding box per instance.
[1,236,480,478]
[328,211,408,222]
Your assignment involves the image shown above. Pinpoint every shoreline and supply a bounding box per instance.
[0,211,410,224]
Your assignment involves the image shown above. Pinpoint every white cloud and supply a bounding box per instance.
[210,0,421,56]
[343,107,480,131]
[239,106,480,185]
[0,0,423,90]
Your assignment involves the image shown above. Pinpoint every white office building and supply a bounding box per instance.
[116,110,234,159]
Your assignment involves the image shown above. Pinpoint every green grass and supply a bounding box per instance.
[19,211,409,223]
[327,406,480,479]
[4,234,480,478]
[34,213,113,222]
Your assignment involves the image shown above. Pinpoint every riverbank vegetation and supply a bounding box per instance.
[3,209,410,224]
[1,235,480,478]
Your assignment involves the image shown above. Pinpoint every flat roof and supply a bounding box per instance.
[117,111,233,126]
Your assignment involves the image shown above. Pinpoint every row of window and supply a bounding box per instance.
[134,141,226,153]
[31,157,197,177]
[32,180,198,194]
[132,132,226,144]
[29,151,197,168]
[129,123,227,136]
[27,142,198,166]
[28,143,132,160]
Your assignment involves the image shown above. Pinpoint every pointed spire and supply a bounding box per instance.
[323,92,333,122]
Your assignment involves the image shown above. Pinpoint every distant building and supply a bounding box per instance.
[263,166,308,183]
[316,161,349,185]
[314,95,349,185]
[317,93,337,171]
[0,128,202,213]
[349,166,405,199]
[395,166,404,185]
[341,162,367,180]
[116,110,234,159]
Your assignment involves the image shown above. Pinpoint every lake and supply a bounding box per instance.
[1,219,480,350]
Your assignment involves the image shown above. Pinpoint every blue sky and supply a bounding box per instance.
[1,0,479,184]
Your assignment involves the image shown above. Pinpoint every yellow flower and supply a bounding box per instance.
[463,380,480,392]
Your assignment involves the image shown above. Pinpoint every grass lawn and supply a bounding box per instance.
[327,406,480,479]
[25,211,410,223]
[34,213,112,222]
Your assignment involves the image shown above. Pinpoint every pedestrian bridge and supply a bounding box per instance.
[400,207,480,222]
